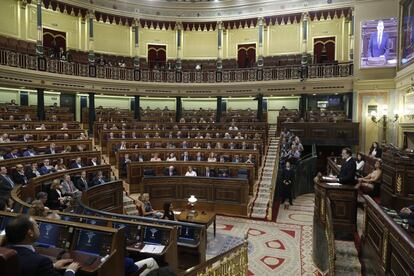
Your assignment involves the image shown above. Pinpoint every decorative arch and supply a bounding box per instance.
[237,43,256,68]
[313,37,336,64]
[148,44,166,69]
[43,28,66,56]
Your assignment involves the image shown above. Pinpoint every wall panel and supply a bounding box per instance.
[182,31,217,59]
[94,22,130,55]
[268,24,301,55]
[0,0,19,38]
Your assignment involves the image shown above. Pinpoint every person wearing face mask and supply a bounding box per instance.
[280,161,294,205]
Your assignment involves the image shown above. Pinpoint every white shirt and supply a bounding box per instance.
[185,171,197,177]
[166,157,177,161]
[356,160,365,171]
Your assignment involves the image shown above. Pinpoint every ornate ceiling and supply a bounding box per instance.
[63,0,367,21]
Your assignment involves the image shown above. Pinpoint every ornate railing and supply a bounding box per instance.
[183,233,249,276]
[0,49,353,83]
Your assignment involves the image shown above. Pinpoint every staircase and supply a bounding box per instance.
[123,192,140,215]
[249,124,280,220]
[334,240,362,275]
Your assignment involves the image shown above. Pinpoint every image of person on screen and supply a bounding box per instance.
[368,20,389,58]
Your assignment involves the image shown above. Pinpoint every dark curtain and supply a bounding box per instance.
[148,45,166,69]
[313,37,336,64]
[237,43,256,68]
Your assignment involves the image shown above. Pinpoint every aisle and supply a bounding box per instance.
[207,194,318,276]
[249,124,279,220]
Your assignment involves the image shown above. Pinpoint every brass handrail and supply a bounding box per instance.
[183,233,249,276]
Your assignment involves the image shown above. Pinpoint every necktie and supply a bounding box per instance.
[5,176,14,187]
[378,32,382,48]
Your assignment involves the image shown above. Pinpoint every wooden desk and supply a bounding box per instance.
[361,195,414,276]
[177,210,216,237]
[380,149,414,210]
[280,122,359,146]
[313,174,357,238]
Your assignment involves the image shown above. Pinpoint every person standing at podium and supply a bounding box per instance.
[324,148,357,185]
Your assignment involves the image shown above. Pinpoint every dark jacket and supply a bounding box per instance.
[369,147,382,158]
[338,157,357,185]
[0,174,14,200]
[6,245,75,276]
[76,177,89,191]
[47,189,64,210]
[12,171,28,185]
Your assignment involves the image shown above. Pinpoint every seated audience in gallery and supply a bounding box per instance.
[181,151,191,161]
[88,156,99,166]
[70,157,84,169]
[356,160,382,193]
[368,141,382,158]
[150,153,162,162]
[4,148,20,159]
[166,153,177,162]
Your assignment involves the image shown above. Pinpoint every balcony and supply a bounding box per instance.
[0,49,353,84]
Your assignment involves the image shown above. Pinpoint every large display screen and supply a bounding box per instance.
[361,18,398,68]
[401,0,414,66]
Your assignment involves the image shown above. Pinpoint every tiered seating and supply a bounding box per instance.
[0,35,36,55]
[263,53,312,66]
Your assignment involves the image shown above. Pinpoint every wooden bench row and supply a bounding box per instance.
[126,161,255,194]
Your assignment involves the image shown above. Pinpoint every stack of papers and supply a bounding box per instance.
[326,183,342,186]
[141,244,165,254]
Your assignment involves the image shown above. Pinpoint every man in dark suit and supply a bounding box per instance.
[12,164,28,186]
[39,159,55,175]
[88,157,99,166]
[5,215,80,276]
[325,147,357,185]
[75,171,89,191]
[23,146,37,157]
[70,157,84,169]
[181,151,191,161]
[0,166,15,200]
[4,149,20,159]
[164,166,177,176]
[45,142,57,154]
[368,20,390,58]
[90,171,107,187]
[204,167,216,177]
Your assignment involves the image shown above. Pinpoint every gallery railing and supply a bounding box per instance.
[0,49,353,83]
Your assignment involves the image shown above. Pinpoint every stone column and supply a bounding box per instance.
[257,17,264,67]
[36,0,43,56]
[349,8,355,61]
[257,94,264,122]
[88,11,95,63]
[301,12,309,79]
[88,93,95,135]
[36,88,45,120]
[176,23,183,71]
[133,19,140,68]
[217,21,223,70]
[134,95,140,121]
[175,97,182,122]
[216,96,222,122]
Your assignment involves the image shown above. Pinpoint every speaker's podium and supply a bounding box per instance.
[380,148,414,211]
[312,174,357,270]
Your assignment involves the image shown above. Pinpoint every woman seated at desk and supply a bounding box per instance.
[356,153,365,176]
[356,160,382,193]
